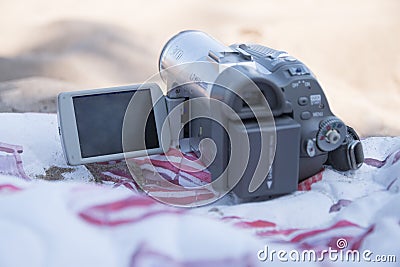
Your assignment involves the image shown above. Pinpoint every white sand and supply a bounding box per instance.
[0,0,399,136]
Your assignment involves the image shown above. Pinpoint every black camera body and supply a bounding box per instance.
[58,30,364,202]
[160,31,364,200]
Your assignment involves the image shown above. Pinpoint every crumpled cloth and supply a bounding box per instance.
[0,113,399,266]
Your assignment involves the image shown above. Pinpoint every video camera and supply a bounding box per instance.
[58,30,364,202]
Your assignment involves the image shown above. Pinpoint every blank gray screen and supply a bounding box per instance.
[73,89,159,158]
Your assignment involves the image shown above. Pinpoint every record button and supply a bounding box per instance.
[298,97,308,106]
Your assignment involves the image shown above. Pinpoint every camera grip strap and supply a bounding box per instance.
[326,127,364,171]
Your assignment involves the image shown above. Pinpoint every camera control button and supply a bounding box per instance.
[298,97,308,106]
[300,111,312,120]
[317,117,347,152]
[288,66,310,76]
[306,139,316,157]
[285,56,297,62]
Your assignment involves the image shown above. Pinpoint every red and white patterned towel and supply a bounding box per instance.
[0,113,399,266]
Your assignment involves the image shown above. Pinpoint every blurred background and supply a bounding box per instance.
[0,0,399,136]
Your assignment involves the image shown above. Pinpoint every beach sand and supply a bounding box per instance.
[0,0,399,136]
